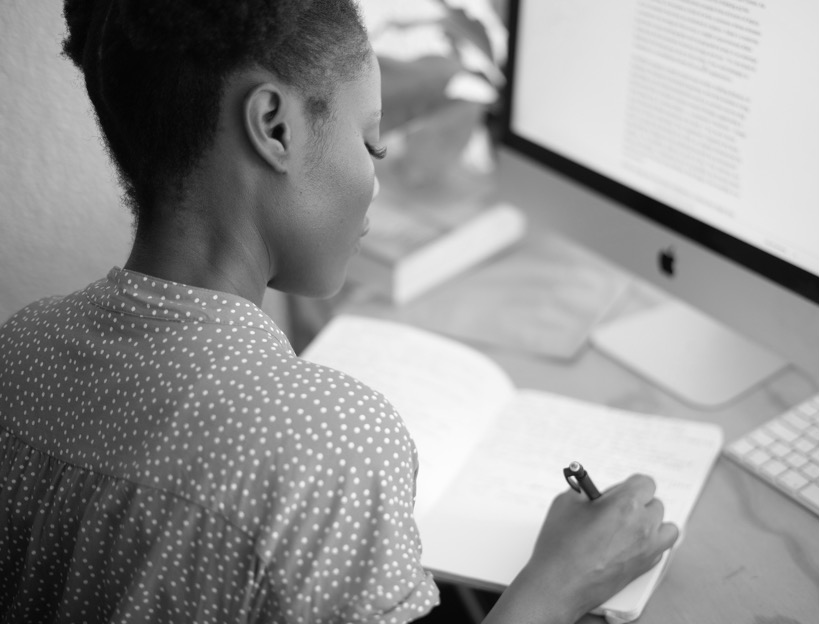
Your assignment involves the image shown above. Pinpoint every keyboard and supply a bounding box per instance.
[724,395,819,514]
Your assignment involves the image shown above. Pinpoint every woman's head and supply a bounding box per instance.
[61,0,372,229]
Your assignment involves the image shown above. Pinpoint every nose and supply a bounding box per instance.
[371,176,380,202]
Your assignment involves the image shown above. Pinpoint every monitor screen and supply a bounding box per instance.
[498,0,818,394]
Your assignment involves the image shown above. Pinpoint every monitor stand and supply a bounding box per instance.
[590,301,787,408]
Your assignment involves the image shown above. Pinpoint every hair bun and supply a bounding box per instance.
[115,0,310,63]
[63,0,104,67]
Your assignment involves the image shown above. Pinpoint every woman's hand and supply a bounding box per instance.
[532,474,679,616]
[483,473,678,624]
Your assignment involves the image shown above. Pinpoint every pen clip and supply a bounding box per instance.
[563,460,601,500]
[563,462,584,494]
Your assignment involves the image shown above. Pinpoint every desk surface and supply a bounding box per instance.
[327,225,819,624]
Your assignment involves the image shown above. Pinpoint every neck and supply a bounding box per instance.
[123,83,280,307]
[124,201,270,307]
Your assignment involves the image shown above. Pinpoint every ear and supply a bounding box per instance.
[244,83,293,173]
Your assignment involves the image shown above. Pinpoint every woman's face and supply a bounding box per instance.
[267,52,383,298]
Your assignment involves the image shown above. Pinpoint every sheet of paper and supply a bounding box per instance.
[416,389,723,620]
[301,315,516,516]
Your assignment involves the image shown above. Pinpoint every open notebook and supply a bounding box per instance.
[302,315,723,624]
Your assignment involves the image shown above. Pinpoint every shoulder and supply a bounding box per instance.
[284,355,419,470]
[0,294,73,372]
[0,277,111,347]
[0,294,66,333]
[195,327,414,456]
[172,331,420,515]
[197,342,418,476]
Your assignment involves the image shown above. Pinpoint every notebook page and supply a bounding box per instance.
[301,315,516,517]
[417,389,723,621]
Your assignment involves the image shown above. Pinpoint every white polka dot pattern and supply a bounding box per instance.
[0,268,439,623]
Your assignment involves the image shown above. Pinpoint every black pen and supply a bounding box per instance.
[563,461,601,501]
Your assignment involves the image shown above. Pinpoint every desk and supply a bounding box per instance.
[315,221,820,623]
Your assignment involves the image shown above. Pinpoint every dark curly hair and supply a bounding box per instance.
[62,0,371,230]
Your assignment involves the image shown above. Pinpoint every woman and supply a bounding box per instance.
[0,1,677,622]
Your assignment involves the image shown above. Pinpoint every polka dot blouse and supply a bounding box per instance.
[0,268,439,623]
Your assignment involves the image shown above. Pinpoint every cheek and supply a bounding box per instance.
[328,153,374,237]
[283,153,373,297]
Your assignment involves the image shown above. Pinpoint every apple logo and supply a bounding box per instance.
[659,246,676,277]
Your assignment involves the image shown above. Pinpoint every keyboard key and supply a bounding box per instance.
[767,420,800,442]
[797,399,819,420]
[794,437,815,454]
[747,448,772,468]
[769,441,791,458]
[750,429,775,446]
[727,438,755,457]
[762,459,788,478]
[778,470,809,492]
[785,451,809,469]
[801,462,819,480]
[784,410,812,430]
[798,483,819,509]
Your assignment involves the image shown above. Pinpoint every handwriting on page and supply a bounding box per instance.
[447,389,721,523]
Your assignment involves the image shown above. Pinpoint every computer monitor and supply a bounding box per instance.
[497,0,818,406]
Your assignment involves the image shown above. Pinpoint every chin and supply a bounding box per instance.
[312,279,346,300]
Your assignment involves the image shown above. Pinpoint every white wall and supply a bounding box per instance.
[0,2,131,322]
[0,2,287,327]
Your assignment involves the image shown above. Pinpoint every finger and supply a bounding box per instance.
[627,473,657,503]
[556,485,588,503]
[645,497,665,523]
[657,521,680,550]
[643,523,679,570]
[550,486,588,513]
